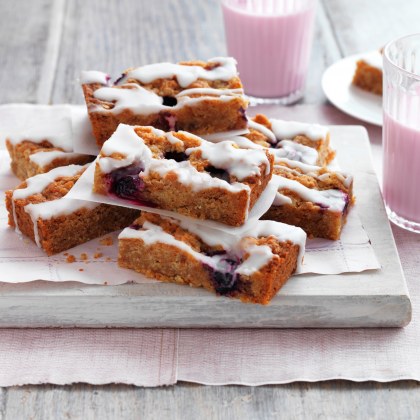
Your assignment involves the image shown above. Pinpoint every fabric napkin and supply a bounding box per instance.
[0,103,413,387]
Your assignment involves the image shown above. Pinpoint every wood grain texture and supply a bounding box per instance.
[2,381,420,420]
[0,0,55,104]
[50,0,338,105]
[323,0,420,55]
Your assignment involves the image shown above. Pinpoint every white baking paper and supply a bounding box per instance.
[0,103,98,156]
[0,103,380,286]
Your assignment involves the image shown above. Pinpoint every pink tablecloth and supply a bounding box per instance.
[1,105,419,387]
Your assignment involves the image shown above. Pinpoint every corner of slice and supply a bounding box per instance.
[118,212,306,304]
[5,164,139,255]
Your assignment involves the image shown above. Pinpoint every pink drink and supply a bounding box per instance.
[383,33,420,232]
[383,114,420,223]
[221,0,317,101]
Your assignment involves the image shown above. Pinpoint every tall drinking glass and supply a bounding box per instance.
[383,33,420,233]
[221,0,317,105]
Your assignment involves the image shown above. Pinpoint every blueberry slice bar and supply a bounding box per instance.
[245,114,335,166]
[263,159,354,240]
[81,57,248,147]
[5,164,139,255]
[118,213,306,304]
[93,124,274,226]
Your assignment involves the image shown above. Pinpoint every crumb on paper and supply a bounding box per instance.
[99,236,113,246]
[106,257,112,262]
[79,268,84,272]
[64,252,69,256]
[66,255,76,263]
[104,281,108,285]
[94,252,103,259]
[80,253,88,261]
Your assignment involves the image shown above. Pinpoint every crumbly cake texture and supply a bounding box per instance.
[93,124,273,226]
[263,159,354,240]
[6,138,94,181]
[245,114,335,166]
[5,165,139,255]
[81,57,249,147]
[118,212,306,304]
[352,59,383,95]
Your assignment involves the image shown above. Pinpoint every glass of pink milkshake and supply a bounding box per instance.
[221,0,317,104]
[383,33,420,233]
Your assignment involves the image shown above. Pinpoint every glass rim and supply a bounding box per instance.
[384,32,420,81]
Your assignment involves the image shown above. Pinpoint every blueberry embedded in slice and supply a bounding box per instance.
[206,166,230,183]
[113,175,143,200]
[107,163,145,201]
[162,96,178,107]
[164,151,188,162]
[204,255,241,294]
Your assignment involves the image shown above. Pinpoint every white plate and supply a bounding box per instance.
[322,51,382,126]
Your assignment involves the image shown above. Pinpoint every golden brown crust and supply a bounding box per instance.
[94,127,273,226]
[5,169,139,255]
[6,139,94,181]
[264,165,354,240]
[82,59,248,147]
[353,60,383,95]
[118,214,299,304]
[244,114,335,166]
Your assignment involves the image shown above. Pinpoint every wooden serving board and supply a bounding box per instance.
[0,126,411,328]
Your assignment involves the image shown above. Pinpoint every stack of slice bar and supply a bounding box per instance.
[5,56,356,304]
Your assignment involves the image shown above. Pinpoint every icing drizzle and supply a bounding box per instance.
[99,124,270,194]
[119,217,306,276]
[119,57,238,87]
[12,165,98,247]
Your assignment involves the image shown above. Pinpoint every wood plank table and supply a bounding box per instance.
[1,0,420,418]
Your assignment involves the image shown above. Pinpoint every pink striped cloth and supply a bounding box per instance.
[0,224,417,387]
[0,106,418,387]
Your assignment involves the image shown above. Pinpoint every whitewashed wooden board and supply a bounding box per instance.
[0,126,411,328]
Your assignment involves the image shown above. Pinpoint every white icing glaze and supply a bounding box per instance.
[29,150,89,168]
[119,221,215,266]
[186,140,271,179]
[92,84,242,115]
[270,140,319,165]
[208,135,263,150]
[318,171,353,189]
[119,216,306,275]
[6,109,73,152]
[274,158,353,189]
[93,84,164,115]
[146,158,250,193]
[176,87,243,97]
[99,124,265,195]
[120,57,238,88]
[273,192,293,206]
[242,220,306,270]
[80,70,110,85]
[12,165,85,200]
[247,119,276,143]
[274,157,321,175]
[25,199,98,247]
[361,51,383,70]
[274,176,348,212]
[200,129,250,142]
[235,244,273,276]
[11,164,98,248]
[270,119,329,142]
